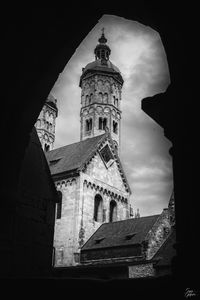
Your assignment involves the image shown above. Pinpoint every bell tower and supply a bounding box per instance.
[35,93,58,152]
[79,29,124,154]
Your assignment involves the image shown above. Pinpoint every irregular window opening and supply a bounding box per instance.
[94,194,103,222]
[100,144,114,166]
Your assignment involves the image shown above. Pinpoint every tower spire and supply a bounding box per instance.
[94,28,111,61]
[80,31,123,153]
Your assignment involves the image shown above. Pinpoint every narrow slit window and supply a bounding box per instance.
[56,191,62,219]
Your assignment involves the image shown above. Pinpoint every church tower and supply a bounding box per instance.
[35,94,58,152]
[79,29,124,154]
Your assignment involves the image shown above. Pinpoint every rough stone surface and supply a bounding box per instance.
[145,209,171,260]
[53,145,130,267]
[128,263,155,278]
[80,74,122,152]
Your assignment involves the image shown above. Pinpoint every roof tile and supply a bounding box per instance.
[81,215,160,250]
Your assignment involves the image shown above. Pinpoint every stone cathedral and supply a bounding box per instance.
[35,31,175,277]
[35,30,132,267]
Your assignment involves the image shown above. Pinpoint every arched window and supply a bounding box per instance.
[103,118,107,130]
[99,92,103,102]
[86,95,89,106]
[103,93,108,103]
[44,143,50,152]
[113,121,118,134]
[109,200,117,222]
[56,191,62,219]
[85,118,92,131]
[99,117,103,130]
[89,93,93,104]
[113,95,116,105]
[115,98,118,107]
[89,118,92,130]
[94,194,103,222]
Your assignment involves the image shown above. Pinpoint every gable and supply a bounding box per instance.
[82,136,131,194]
[84,149,127,193]
[46,132,131,194]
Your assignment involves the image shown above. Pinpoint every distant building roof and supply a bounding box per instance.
[81,215,160,251]
[46,134,106,175]
[153,228,176,267]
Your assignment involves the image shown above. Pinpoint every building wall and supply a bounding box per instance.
[53,148,130,267]
[79,150,130,248]
[128,263,155,278]
[53,177,81,266]
[145,209,171,260]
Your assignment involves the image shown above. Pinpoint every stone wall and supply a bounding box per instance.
[53,145,130,267]
[80,74,122,147]
[128,263,155,278]
[79,150,130,252]
[145,209,171,260]
[54,177,81,266]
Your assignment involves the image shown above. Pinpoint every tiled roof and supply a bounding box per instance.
[45,134,106,175]
[81,215,160,250]
[153,228,176,267]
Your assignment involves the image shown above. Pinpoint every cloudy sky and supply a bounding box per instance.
[51,14,173,217]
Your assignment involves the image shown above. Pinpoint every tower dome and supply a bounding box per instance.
[79,29,123,154]
[80,29,123,87]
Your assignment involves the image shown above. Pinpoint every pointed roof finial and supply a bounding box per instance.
[98,28,107,44]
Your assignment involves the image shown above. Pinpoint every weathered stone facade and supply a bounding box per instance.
[128,263,155,278]
[80,75,122,149]
[53,140,131,266]
[145,208,171,260]
[79,31,124,154]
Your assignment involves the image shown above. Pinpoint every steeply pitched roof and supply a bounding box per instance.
[81,215,160,251]
[45,134,106,175]
[153,228,176,267]
[45,133,131,193]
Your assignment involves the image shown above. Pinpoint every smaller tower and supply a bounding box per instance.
[35,94,58,152]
